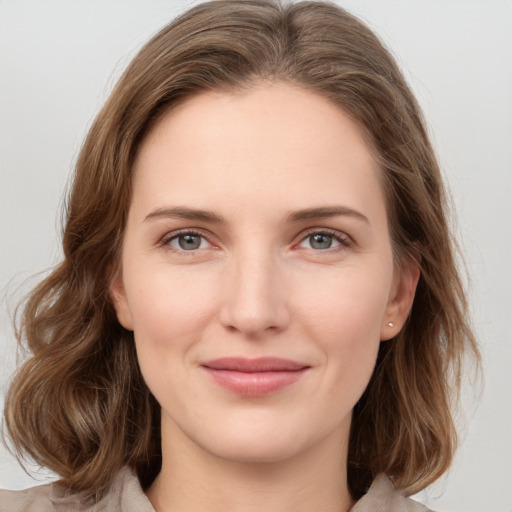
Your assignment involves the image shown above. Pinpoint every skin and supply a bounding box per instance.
[111,82,419,512]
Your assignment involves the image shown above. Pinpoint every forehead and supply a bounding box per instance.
[131,82,386,223]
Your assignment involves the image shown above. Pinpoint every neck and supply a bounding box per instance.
[146,415,354,512]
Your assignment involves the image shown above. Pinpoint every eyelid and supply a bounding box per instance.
[159,228,218,252]
[294,227,352,250]
[157,226,352,254]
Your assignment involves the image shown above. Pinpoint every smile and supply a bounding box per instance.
[200,357,310,397]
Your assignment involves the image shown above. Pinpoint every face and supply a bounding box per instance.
[111,83,418,465]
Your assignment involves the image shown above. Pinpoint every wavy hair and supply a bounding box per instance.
[4,0,478,501]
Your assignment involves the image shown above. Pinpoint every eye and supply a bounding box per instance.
[297,230,349,251]
[165,231,211,252]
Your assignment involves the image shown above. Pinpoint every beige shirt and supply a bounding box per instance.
[0,467,432,512]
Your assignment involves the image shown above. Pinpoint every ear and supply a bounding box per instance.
[109,268,134,331]
[380,257,420,341]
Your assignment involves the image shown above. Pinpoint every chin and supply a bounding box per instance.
[187,412,347,467]
[204,434,307,465]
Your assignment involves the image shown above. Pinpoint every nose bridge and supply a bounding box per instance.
[220,242,289,336]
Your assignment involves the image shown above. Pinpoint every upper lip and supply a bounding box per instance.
[201,357,309,372]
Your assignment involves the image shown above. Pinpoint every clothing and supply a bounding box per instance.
[0,467,432,512]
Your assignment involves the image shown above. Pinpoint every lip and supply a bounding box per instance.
[201,357,310,397]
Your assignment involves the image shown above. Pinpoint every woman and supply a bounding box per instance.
[1,1,478,510]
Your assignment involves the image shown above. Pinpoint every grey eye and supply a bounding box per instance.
[298,232,343,250]
[309,233,334,249]
[173,234,204,250]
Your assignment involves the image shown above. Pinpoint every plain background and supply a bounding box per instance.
[1,1,511,511]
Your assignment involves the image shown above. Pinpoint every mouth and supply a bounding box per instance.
[200,357,310,397]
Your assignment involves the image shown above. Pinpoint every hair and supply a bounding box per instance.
[4,0,478,502]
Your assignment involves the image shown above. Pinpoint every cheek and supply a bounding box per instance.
[124,265,220,373]
[291,266,391,395]
[128,264,218,329]
[294,265,391,344]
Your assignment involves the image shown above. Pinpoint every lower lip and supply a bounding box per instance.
[202,368,308,397]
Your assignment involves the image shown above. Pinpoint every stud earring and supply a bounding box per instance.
[387,322,394,327]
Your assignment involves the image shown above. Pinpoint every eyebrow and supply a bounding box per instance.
[144,205,369,225]
[287,206,369,224]
[144,207,225,223]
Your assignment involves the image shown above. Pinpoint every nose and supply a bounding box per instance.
[219,250,290,338]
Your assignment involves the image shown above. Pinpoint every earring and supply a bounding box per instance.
[387,322,394,327]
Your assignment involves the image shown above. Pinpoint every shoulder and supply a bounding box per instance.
[0,467,155,512]
[0,483,55,512]
[352,474,434,512]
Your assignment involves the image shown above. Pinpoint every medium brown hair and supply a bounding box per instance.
[4,0,478,501]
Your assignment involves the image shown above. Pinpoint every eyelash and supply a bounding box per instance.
[297,228,352,252]
[160,229,215,255]
[159,227,352,255]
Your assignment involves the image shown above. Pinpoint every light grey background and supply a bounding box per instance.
[1,1,511,511]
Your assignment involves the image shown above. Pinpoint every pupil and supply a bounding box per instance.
[310,234,332,249]
[179,234,201,250]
